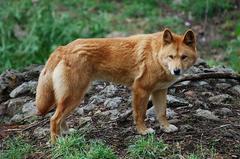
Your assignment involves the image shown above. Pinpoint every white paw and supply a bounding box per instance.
[141,128,155,135]
[162,124,178,133]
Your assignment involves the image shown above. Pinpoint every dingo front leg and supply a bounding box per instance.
[151,89,178,133]
[132,84,155,135]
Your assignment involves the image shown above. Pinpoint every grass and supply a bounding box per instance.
[0,0,185,73]
[0,132,222,158]
[127,134,168,159]
[0,137,34,159]
[51,132,117,159]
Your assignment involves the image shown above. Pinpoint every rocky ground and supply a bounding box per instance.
[0,59,240,158]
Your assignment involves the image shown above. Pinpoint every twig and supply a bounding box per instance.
[173,72,240,85]
[22,118,49,132]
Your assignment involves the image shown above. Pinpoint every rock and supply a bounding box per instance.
[167,95,189,107]
[22,101,37,117]
[169,119,181,124]
[184,90,196,98]
[195,109,220,121]
[100,85,118,97]
[215,83,231,90]
[75,107,84,116]
[108,109,120,120]
[146,107,155,118]
[179,81,191,86]
[33,127,49,138]
[146,107,176,119]
[89,95,105,104]
[0,102,7,115]
[180,124,194,132]
[79,117,91,127]
[208,94,232,104]
[215,107,232,116]
[10,81,37,98]
[104,97,122,109]
[10,114,24,123]
[198,81,208,86]
[6,97,31,116]
[99,109,120,120]
[82,103,96,112]
[230,85,240,95]
[201,92,214,97]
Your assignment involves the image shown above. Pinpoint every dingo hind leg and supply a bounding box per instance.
[51,61,90,144]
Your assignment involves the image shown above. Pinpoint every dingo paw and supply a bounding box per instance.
[138,128,155,135]
[162,124,178,133]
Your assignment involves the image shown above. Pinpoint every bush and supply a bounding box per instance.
[178,0,234,20]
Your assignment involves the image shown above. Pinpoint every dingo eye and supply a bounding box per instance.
[168,55,173,59]
[181,55,187,60]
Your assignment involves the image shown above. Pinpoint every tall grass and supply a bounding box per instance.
[0,0,184,73]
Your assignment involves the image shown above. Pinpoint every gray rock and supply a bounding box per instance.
[195,109,220,121]
[215,107,232,116]
[33,127,49,138]
[208,94,232,104]
[83,103,96,112]
[10,81,37,98]
[146,107,155,118]
[230,85,240,95]
[6,97,31,116]
[22,101,37,117]
[215,83,231,90]
[179,81,191,86]
[146,107,176,119]
[167,95,188,107]
[99,109,120,120]
[0,102,7,116]
[100,85,118,97]
[180,124,194,132]
[79,117,91,127]
[198,81,208,86]
[89,95,105,104]
[75,107,84,116]
[104,97,122,109]
[10,114,24,123]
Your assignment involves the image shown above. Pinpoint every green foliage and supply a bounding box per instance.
[51,133,117,159]
[0,137,33,159]
[178,0,234,19]
[127,134,168,159]
[51,133,86,159]
[186,154,201,159]
[86,141,117,159]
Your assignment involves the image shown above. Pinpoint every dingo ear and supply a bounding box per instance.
[183,30,196,48]
[163,28,173,45]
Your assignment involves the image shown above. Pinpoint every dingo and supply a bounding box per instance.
[36,29,197,143]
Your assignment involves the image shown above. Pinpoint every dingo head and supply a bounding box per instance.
[160,28,198,76]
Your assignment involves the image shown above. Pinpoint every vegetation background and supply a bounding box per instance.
[0,0,239,73]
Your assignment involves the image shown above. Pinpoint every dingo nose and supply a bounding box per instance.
[173,69,181,75]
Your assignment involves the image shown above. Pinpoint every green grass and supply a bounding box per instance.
[127,134,168,159]
[0,132,222,158]
[0,0,184,73]
[0,137,34,159]
[178,0,234,20]
[51,132,117,159]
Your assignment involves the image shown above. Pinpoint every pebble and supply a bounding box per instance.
[195,109,220,121]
